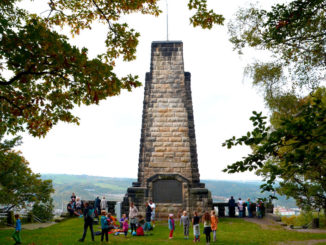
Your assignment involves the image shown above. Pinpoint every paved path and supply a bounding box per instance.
[244,217,326,233]
[0,222,56,230]
[244,217,282,230]
[244,217,326,245]
[21,222,56,230]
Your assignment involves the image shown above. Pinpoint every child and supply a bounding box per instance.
[144,202,152,233]
[138,214,145,228]
[108,213,119,229]
[192,211,200,242]
[180,210,190,239]
[211,210,219,242]
[123,218,129,237]
[100,210,109,242]
[120,213,126,228]
[202,211,212,245]
[168,214,175,239]
[12,214,21,245]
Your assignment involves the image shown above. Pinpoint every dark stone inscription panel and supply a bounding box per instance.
[153,180,182,203]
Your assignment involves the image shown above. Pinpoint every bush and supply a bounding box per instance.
[282,215,296,226]
[32,200,54,222]
[281,211,325,228]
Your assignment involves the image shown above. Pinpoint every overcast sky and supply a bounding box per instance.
[18,0,284,181]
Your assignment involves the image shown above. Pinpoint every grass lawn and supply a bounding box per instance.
[1,217,326,245]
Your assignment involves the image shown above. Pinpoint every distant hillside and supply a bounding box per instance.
[203,180,296,208]
[42,174,134,210]
[42,174,296,210]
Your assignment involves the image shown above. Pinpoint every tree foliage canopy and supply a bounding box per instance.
[228,0,326,109]
[0,136,54,211]
[0,0,224,137]
[223,88,326,211]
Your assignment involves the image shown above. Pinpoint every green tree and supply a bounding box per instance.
[0,0,224,137]
[0,136,54,211]
[228,0,326,109]
[223,88,326,212]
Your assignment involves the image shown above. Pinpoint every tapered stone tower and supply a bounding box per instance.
[122,41,212,218]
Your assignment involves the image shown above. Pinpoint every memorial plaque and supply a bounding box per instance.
[153,180,182,203]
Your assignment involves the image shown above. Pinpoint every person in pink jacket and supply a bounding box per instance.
[123,218,129,237]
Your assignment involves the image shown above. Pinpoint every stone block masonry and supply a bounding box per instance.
[138,41,200,185]
[122,41,212,219]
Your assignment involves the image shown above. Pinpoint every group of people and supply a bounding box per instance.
[10,193,267,244]
[78,199,156,242]
[228,196,265,218]
[76,196,221,244]
[170,210,218,244]
[67,193,108,218]
[94,196,108,216]
[67,192,84,216]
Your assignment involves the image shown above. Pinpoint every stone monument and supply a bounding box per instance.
[121,41,212,218]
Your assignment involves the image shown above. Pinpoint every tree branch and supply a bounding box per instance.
[91,0,113,30]
[0,96,23,113]
[5,204,16,212]
[0,68,62,86]
[0,69,33,86]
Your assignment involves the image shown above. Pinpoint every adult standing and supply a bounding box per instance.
[257,201,265,218]
[149,200,156,227]
[71,192,76,202]
[246,198,252,218]
[228,196,236,217]
[79,202,95,242]
[261,202,265,218]
[129,202,138,234]
[95,196,101,216]
[238,198,244,217]
[100,196,107,212]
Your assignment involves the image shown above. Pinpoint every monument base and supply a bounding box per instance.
[121,174,212,219]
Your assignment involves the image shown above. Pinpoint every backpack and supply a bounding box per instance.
[136,226,144,236]
[87,208,95,219]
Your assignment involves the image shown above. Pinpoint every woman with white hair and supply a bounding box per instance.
[100,196,107,212]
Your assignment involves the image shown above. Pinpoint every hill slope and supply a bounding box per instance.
[41,174,296,210]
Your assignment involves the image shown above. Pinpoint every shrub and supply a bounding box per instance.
[281,211,325,228]
[32,200,54,222]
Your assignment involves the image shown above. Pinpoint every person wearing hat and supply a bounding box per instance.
[168,213,175,239]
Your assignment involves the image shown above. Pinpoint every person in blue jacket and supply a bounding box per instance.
[100,210,109,242]
[12,214,21,244]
